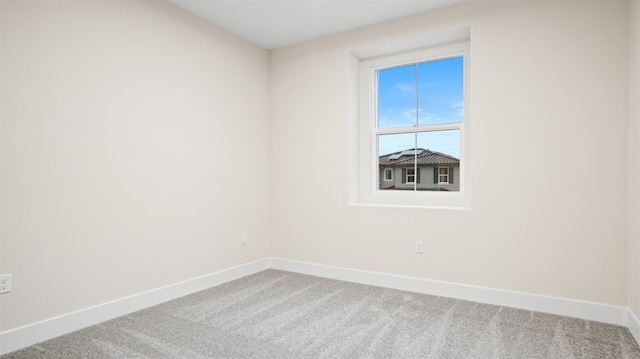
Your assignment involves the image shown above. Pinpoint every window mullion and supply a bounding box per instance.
[414,64,418,191]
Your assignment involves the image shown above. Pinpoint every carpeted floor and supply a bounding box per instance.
[3,269,640,358]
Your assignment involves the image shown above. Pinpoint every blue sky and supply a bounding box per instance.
[377,57,463,157]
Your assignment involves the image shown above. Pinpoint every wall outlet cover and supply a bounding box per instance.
[0,274,12,294]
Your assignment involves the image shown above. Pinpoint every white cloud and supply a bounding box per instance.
[402,108,415,121]
[394,82,415,93]
[450,100,464,116]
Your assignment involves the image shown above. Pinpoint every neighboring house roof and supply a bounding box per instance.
[379,148,459,167]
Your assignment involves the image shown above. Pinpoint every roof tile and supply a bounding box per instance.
[379,148,459,166]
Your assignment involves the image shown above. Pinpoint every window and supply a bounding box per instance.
[356,40,471,208]
[438,167,449,184]
[401,167,421,185]
[375,51,463,192]
[406,168,416,184]
[383,168,393,181]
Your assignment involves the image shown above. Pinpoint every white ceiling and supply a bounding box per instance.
[164,0,466,50]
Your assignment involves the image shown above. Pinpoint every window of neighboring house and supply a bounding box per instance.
[357,40,471,208]
[438,167,449,184]
[402,167,420,184]
[383,168,393,181]
[406,168,415,184]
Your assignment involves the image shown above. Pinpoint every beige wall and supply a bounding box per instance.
[0,0,270,331]
[270,0,629,305]
[629,0,640,316]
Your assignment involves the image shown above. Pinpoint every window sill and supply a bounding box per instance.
[348,202,471,211]
[355,189,471,210]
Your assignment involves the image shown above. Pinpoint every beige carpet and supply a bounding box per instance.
[3,269,640,358]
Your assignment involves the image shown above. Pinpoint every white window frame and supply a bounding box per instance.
[406,168,416,184]
[438,167,449,185]
[383,168,393,182]
[357,41,471,209]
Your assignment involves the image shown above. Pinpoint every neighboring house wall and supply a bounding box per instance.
[379,166,460,191]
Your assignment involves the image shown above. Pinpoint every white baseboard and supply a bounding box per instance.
[2,256,638,356]
[270,257,630,327]
[628,309,640,345]
[0,258,270,356]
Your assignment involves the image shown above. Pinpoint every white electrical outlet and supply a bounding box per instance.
[0,274,11,294]
[241,232,247,244]
[415,241,424,254]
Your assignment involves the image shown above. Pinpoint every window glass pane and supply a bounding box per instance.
[378,133,416,191]
[378,133,416,159]
[418,57,463,126]
[377,65,417,129]
[417,130,460,159]
[417,130,460,192]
